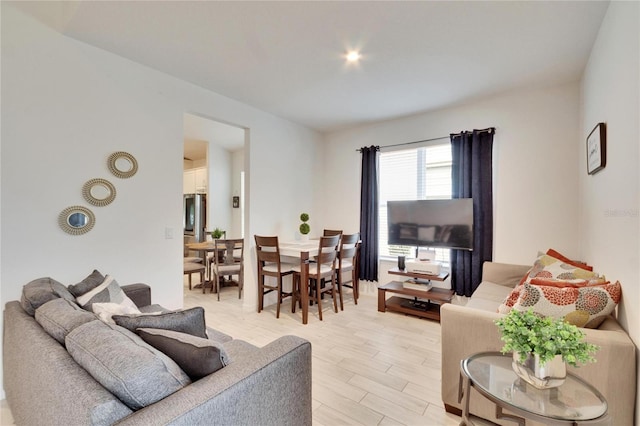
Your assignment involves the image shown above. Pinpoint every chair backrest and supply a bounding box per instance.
[214,238,244,267]
[338,232,360,263]
[315,234,340,267]
[254,235,282,267]
[323,229,343,237]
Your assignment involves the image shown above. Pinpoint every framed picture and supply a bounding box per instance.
[586,122,606,175]
[232,196,240,208]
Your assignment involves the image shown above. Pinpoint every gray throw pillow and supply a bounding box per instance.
[137,328,230,380]
[68,269,105,297]
[113,307,207,338]
[75,275,138,312]
[66,320,191,410]
[35,298,97,344]
[20,277,75,316]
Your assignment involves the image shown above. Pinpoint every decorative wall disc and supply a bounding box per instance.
[58,205,95,235]
[82,178,116,207]
[108,151,138,179]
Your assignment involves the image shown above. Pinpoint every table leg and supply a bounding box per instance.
[300,251,309,324]
[459,363,472,426]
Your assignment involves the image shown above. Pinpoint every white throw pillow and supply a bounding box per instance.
[92,302,141,324]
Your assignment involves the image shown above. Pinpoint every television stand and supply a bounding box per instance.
[378,268,453,322]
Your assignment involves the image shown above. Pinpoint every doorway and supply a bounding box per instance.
[183,113,245,241]
[183,113,246,297]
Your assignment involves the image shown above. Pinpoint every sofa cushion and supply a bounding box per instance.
[137,328,230,380]
[75,275,138,312]
[499,252,604,314]
[112,307,207,338]
[512,281,622,328]
[67,269,105,297]
[20,277,76,316]
[34,298,97,344]
[66,320,191,410]
[523,253,601,283]
[546,249,593,271]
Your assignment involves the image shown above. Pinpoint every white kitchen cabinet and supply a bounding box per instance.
[184,167,207,194]
[195,167,207,193]
[183,169,195,194]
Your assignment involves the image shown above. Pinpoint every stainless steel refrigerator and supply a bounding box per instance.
[183,193,207,242]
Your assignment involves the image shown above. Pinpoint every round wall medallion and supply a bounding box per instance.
[82,178,116,207]
[58,206,96,235]
[107,151,138,179]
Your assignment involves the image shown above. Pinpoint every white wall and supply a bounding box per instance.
[231,150,245,238]
[322,82,582,267]
[207,142,232,234]
[0,4,322,398]
[580,2,639,422]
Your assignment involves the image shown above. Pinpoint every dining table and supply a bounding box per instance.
[278,240,319,325]
[185,241,227,291]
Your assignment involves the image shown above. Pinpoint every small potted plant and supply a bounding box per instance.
[495,309,598,389]
[210,227,225,240]
[299,213,310,241]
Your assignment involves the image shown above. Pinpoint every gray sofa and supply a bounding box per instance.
[4,283,312,425]
[440,262,637,426]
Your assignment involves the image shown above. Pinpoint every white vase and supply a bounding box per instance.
[300,234,309,242]
[512,352,566,389]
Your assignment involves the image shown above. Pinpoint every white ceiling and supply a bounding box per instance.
[11,1,609,135]
[183,113,245,161]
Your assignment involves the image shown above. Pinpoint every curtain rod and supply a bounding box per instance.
[356,127,495,152]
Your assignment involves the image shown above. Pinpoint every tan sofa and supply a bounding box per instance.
[441,261,637,426]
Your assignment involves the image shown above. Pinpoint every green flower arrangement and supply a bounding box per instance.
[299,213,310,235]
[495,309,598,367]
[210,228,225,239]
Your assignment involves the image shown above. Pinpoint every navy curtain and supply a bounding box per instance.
[359,146,379,281]
[450,129,494,296]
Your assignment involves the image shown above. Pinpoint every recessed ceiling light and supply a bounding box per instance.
[346,50,361,63]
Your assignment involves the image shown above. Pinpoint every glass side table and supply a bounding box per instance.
[458,352,608,426]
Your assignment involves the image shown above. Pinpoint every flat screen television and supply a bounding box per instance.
[387,199,474,251]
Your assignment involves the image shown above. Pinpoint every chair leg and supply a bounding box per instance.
[291,274,297,313]
[187,273,192,290]
[315,279,323,321]
[336,270,344,311]
[216,273,221,301]
[331,274,338,313]
[276,277,282,319]
[353,270,359,304]
[258,274,264,313]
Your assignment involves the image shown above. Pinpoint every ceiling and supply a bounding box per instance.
[10,1,609,135]
[183,114,245,161]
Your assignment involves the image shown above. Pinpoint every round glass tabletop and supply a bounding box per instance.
[463,352,607,422]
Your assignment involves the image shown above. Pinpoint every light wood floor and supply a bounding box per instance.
[185,279,462,426]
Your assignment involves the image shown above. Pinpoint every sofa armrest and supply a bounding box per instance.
[121,283,151,308]
[440,303,504,419]
[481,261,530,287]
[115,335,312,426]
[441,304,637,426]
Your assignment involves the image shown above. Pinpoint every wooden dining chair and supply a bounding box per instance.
[292,234,340,321]
[335,232,360,309]
[255,235,295,318]
[210,238,244,301]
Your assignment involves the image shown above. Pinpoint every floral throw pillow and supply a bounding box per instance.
[524,253,602,283]
[498,252,603,314]
[512,281,622,328]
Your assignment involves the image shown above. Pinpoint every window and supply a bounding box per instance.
[379,143,452,263]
